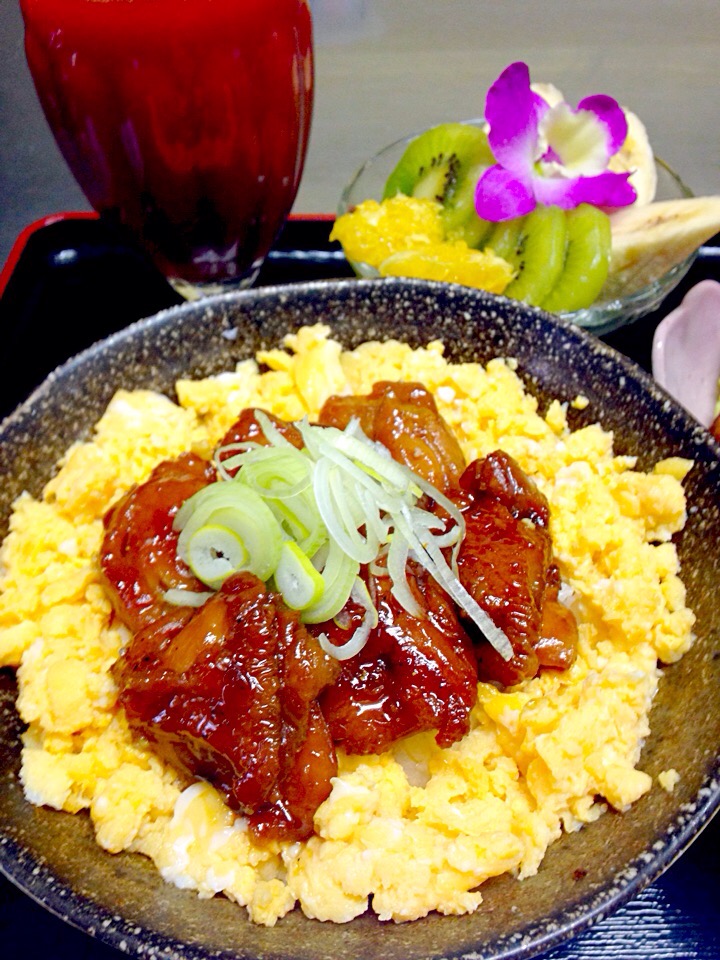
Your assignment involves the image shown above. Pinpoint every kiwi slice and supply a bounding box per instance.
[541,205,611,313]
[442,162,497,248]
[383,123,494,247]
[486,205,568,306]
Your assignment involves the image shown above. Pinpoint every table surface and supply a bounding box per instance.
[1,1,720,957]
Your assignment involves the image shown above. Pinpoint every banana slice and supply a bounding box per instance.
[607,109,657,206]
[602,196,720,299]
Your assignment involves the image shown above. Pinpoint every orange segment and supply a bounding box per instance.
[330,196,444,268]
[378,242,514,293]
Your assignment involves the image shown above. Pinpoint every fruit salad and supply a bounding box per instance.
[332,62,720,316]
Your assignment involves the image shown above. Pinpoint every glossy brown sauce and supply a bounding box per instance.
[102,387,577,843]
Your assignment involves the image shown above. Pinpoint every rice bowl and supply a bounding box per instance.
[0,278,718,960]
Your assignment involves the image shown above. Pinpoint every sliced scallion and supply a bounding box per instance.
[395,506,513,662]
[175,486,284,586]
[236,446,312,500]
[273,540,325,611]
[254,409,299,449]
[386,529,422,618]
[264,493,328,558]
[301,538,359,625]
[163,587,215,607]
[317,576,379,661]
[171,409,514,662]
[185,523,249,589]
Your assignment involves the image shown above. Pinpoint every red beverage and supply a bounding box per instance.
[20,0,314,287]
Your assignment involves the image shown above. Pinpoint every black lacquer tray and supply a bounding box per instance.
[0,214,719,960]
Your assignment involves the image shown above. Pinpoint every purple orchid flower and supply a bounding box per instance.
[475,62,637,221]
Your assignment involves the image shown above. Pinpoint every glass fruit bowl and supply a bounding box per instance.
[336,123,696,336]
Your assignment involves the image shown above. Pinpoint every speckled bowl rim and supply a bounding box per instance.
[0,277,718,960]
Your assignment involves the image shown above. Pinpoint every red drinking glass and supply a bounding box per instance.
[20,0,314,292]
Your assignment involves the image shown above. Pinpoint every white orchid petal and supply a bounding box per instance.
[540,103,611,176]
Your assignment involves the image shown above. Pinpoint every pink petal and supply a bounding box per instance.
[485,61,538,173]
[531,89,552,123]
[533,170,637,209]
[475,165,537,221]
[576,94,628,156]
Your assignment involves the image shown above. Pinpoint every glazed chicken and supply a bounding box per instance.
[316,560,477,754]
[101,384,578,844]
[455,451,578,686]
[112,571,339,844]
[101,452,216,645]
[319,380,466,493]
[102,449,339,843]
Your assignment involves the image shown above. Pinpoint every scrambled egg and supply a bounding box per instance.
[0,325,695,926]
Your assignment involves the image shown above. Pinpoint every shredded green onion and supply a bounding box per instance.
[301,537,360,624]
[313,457,379,564]
[264,494,327,558]
[163,587,215,607]
[387,530,422,617]
[175,486,284,585]
[273,540,325,611]
[254,410,298,449]
[233,446,312,500]
[318,576,378,661]
[395,507,514,662]
[215,441,262,480]
[168,413,513,663]
[185,523,249,589]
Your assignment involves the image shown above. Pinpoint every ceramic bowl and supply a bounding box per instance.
[337,124,695,336]
[651,279,720,428]
[1,278,719,960]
